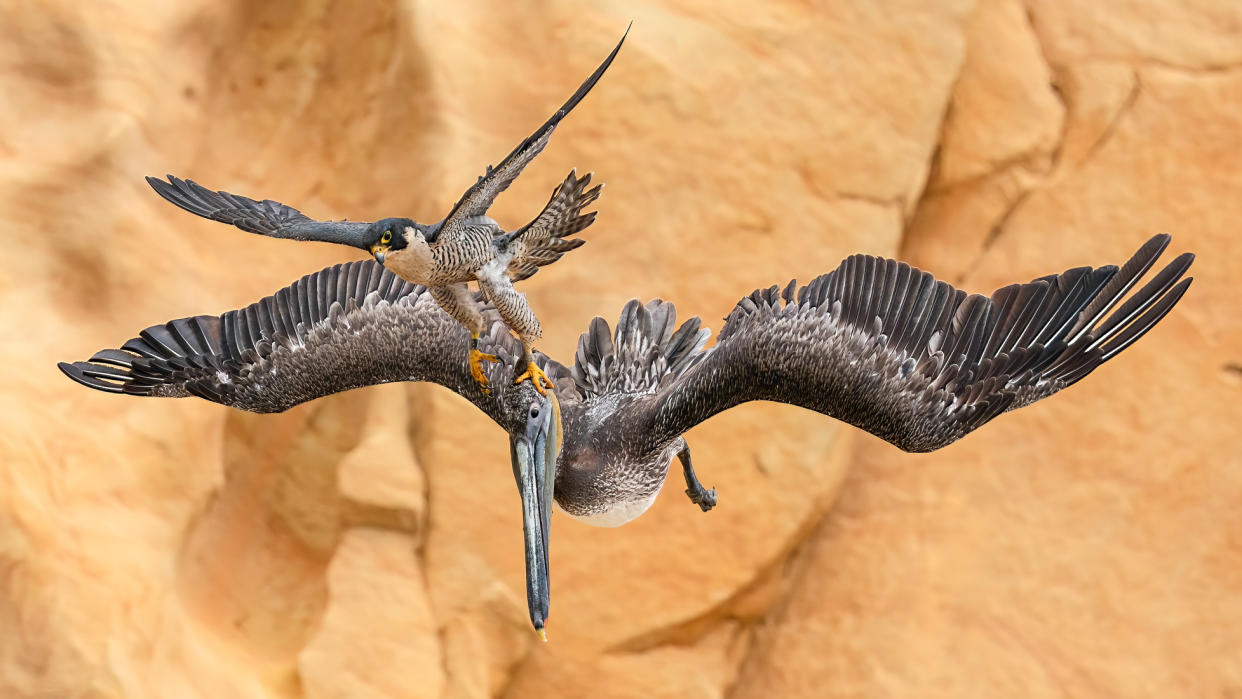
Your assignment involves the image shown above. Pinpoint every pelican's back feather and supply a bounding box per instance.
[572,299,710,397]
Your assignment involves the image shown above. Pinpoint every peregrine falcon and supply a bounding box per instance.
[145,28,628,395]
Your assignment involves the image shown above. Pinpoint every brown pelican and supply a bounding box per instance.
[144,27,628,397]
[58,234,1194,637]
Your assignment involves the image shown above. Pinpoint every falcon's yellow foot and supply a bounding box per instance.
[515,360,555,395]
[469,347,499,395]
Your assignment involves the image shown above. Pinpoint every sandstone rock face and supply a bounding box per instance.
[1,1,1238,697]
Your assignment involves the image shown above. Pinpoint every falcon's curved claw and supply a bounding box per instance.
[469,347,500,395]
[515,360,555,396]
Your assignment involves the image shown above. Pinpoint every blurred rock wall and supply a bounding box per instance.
[1,1,1238,697]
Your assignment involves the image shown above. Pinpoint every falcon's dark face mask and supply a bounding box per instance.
[365,218,415,264]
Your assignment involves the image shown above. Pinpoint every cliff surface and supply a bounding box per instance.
[1,1,1239,697]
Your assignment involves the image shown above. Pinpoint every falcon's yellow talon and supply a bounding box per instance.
[515,360,555,395]
[469,347,499,394]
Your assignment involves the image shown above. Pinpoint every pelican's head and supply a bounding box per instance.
[503,375,563,640]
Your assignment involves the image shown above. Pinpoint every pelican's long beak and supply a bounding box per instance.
[509,392,562,639]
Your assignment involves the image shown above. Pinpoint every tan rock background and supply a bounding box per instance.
[1,0,1239,696]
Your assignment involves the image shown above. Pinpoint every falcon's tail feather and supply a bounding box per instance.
[506,170,602,282]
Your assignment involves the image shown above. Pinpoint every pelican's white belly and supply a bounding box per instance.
[557,443,681,528]
[560,491,660,528]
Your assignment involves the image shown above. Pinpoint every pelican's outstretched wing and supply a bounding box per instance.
[146,175,371,248]
[58,261,529,424]
[435,27,627,241]
[634,235,1193,453]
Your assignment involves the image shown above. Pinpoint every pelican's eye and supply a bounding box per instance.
[380,230,392,245]
[529,404,541,420]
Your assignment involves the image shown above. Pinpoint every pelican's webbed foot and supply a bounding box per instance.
[515,355,556,396]
[469,335,499,395]
[678,442,717,512]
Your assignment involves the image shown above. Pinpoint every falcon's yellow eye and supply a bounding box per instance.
[380,231,392,245]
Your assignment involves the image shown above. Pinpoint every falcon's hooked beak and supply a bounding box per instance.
[369,245,387,265]
[509,390,562,641]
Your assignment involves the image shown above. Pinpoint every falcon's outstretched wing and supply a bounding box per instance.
[636,235,1193,453]
[435,26,627,240]
[59,261,532,424]
[146,175,371,248]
